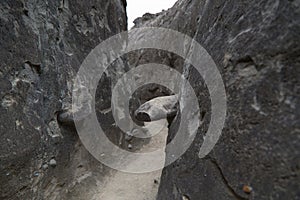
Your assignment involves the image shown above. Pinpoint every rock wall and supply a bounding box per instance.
[132,0,300,199]
[1,0,299,199]
[0,0,127,199]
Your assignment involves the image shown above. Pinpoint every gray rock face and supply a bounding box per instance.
[0,0,126,199]
[1,0,299,199]
[131,0,300,199]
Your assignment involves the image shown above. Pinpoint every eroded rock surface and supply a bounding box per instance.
[131,0,300,199]
[0,0,127,199]
[1,0,300,199]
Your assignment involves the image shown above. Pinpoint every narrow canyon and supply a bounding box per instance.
[0,0,299,200]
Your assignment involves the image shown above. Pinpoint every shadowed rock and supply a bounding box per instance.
[57,111,74,125]
[0,0,127,198]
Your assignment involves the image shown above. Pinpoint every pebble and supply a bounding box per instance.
[42,164,49,170]
[243,185,253,194]
[182,195,190,200]
[125,132,133,141]
[49,159,57,167]
[33,171,40,177]
[128,144,133,150]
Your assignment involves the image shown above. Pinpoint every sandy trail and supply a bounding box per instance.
[94,120,168,200]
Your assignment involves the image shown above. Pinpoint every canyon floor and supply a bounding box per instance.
[94,120,168,200]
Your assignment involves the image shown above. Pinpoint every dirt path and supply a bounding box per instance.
[94,120,168,200]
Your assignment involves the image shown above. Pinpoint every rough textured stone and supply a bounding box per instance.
[1,0,300,199]
[131,0,300,199]
[0,0,127,199]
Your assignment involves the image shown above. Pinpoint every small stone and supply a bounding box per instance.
[47,121,62,138]
[238,65,258,77]
[33,171,40,177]
[128,144,133,150]
[42,164,49,170]
[125,132,133,141]
[182,195,190,200]
[15,120,22,127]
[243,185,253,194]
[49,159,57,167]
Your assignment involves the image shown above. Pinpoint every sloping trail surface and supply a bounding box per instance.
[94,120,168,200]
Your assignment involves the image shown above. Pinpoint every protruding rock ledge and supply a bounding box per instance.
[135,95,178,122]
